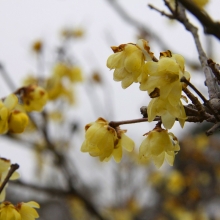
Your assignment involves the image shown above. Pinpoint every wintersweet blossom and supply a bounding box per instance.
[8,110,29,133]
[0,158,19,202]
[107,39,154,88]
[0,202,21,220]
[21,85,48,112]
[0,94,18,134]
[139,127,180,168]
[81,117,134,162]
[147,97,186,129]
[53,63,83,83]
[17,201,40,220]
[140,52,190,101]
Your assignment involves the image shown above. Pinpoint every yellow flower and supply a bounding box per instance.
[53,63,83,83]
[16,201,40,220]
[0,94,18,134]
[147,96,186,129]
[8,110,29,133]
[139,127,180,168]
[140,53,190,103]
[0,202,21,220]
[21,85,48,112]
[139,52,189,129]
[107,39,154,89]
[0,158,19,202]
[81,118,134,162]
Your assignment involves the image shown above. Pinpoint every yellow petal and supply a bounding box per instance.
[121,133,134,152]
[121,72,135,89]
[161,112,176,129]
[139,137,151,158]
[152,152,165,168]
[112,145,122,163]
[165,152,175,166]
[113,68,127,81]
[107,52,124,69]
[3,94,18,110]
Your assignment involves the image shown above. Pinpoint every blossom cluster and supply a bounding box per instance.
[0,85,47,134]
[81,39,191,168]
[107,39,190,129]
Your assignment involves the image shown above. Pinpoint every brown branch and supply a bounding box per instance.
[208,59,220,87]
[176,0,220,40]
[0,164,19,194]
[206,122,220,136]
[148,4,174,19]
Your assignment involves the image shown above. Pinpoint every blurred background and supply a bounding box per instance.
[1,0,220,219]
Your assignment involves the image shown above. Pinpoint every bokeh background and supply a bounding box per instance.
[0,0,220,219]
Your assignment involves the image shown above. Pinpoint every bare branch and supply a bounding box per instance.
[177,0,220,40]
[0,164,19,194]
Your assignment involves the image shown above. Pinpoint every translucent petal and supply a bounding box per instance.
[107,52,124,69]
[139,137,151,158]
[162,112,176,129]
[99,133,114,161]
[25,201,40,208]
[113,68,127,81]
[113,145,122,163]
[165,152,175,166]
[173,54,185,71]
[121,133,134,152]
[167,82,182,106]
[152,152,165,168]
[160,83,174,100]
[140,76,159,93]
[157,58,179,75]
[19,203,39,220]
[147,99,158,122]
[124,50,143,73]
[4,94,18,110]
[121,72,134,89]
[81,140,90,152]
[183,71,190,81]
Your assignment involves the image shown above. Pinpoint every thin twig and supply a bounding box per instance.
[177,0,220,40]
[164,1,220,101]
[0,164,19,194]
[148,4,174,19]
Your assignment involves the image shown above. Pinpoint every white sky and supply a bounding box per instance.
[0,0,219,204]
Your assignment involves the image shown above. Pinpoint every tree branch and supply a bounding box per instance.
[177,0,220,40]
